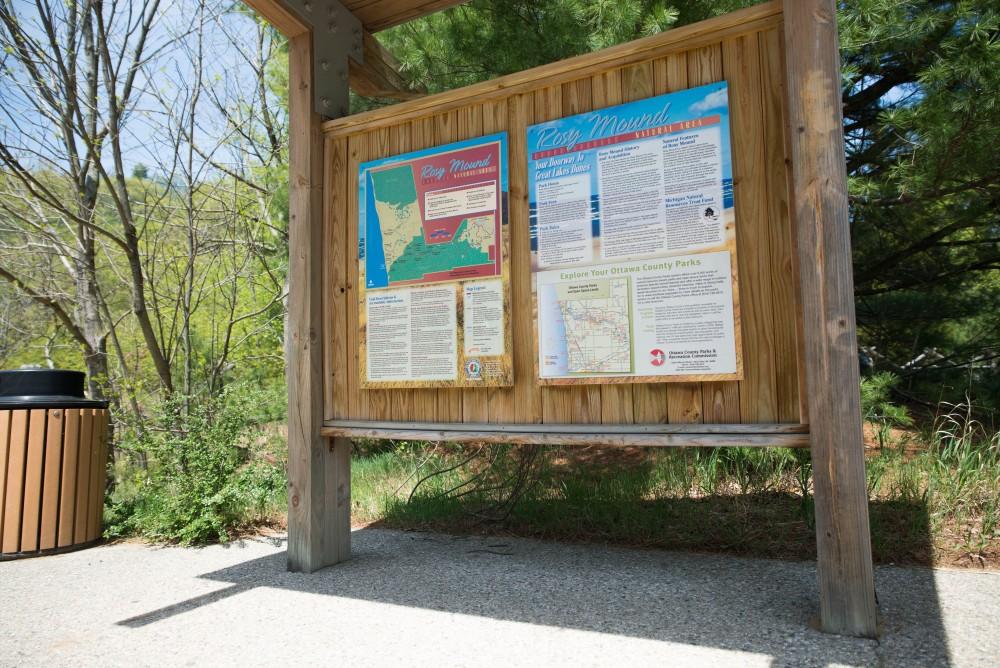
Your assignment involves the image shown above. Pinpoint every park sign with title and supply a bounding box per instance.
[262,0,881,638]
[358,134,513,389]
[359,83,742,390]
[528,82,743,385]
[328,8,805,429]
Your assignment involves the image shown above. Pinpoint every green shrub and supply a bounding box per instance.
[105,385,286,544]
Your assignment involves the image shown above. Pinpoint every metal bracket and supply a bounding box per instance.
[282,0,364,118]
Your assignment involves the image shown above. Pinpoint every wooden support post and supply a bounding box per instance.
[287,30,351,573]
[782,0,878,636]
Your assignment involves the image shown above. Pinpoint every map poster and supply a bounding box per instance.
[358,133,513,389]
[527,82,743,384]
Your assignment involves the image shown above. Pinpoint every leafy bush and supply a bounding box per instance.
[106,385,286,544]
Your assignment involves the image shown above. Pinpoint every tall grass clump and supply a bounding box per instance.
[106,384,287,544]
[924,402,1000,558]
[349,376,999,565]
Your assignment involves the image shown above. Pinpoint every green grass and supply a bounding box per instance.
[105,379,999,567]
[348,409,1000,567]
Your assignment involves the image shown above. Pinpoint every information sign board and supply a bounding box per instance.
[358,133,513,388]
[527,82,743,384]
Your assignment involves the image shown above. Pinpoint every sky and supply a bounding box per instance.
[0,0,281,180]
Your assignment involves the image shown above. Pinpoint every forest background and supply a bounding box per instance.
[1,0,998,560]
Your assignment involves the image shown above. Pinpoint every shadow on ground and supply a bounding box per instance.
[115,497,952,667]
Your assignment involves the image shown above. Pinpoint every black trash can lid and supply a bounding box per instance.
[0,368,107,409]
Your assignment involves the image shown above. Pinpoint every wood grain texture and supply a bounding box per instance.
[364,127,393,421]
[323,137,337,422]
[0,411,9,548]
[482,98,516,424]
[326,419,807,434]
[245,0,465,35]
[656,52,706,425]
[759,26,803,424]
[387,124,413,421]
[287,32,350,573]
[346,130,367,420]
[1,411,28,553]
[458,104,490,423]
[326,437,352,562]
[686,42,742,424]
[39,409,64,550]
[322,425,808,448]
[345,0,469,32]
[57,409,80,548]
[352,30,428,101]
[723,34,778,423]
[323,3,783,135]
[72,408,93,545]
[328,135,351,420]
[86,410,107,541]
[19,409,46,552]
[240,0,307,37]
[782,0,877,637]
[508,92,543,424]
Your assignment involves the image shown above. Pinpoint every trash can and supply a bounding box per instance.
[0,369,109,559]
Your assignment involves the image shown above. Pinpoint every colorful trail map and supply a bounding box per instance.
[361,136,506,290]
[556,278,633,374]
[358,133,512,390]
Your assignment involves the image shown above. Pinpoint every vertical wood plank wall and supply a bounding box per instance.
[322,4,802,426]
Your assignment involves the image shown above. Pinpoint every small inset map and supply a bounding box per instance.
[556,278,632,374]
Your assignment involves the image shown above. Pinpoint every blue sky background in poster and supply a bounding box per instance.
[526,82,733,252]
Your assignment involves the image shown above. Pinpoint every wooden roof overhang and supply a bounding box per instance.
[244,0,468,35]
[342,0,470,32]
[242,0,470,112]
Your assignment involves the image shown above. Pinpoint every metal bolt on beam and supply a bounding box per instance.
[281,0,363,117]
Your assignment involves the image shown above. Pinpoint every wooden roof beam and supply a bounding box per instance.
[244,0,425,113]
[350,31,426,101]
[242,0,309,36]
[343,0,470,32]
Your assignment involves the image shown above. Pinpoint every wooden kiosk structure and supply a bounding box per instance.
[244,0,878,637]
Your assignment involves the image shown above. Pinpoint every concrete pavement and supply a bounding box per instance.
[1,528,996,667]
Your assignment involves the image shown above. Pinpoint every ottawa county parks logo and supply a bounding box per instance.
[649,348,666,367]
[465,359,482,380]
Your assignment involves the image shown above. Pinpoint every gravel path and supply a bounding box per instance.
[1,528,997,667]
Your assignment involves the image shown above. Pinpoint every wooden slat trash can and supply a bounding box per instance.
[0,369,109,560]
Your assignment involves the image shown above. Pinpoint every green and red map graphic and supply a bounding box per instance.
[361,135,508,289]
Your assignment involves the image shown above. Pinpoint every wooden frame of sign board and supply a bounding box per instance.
[325,5,798,431]
[244,0,877,638]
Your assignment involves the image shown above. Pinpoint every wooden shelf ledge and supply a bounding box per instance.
[320,421,809,448]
